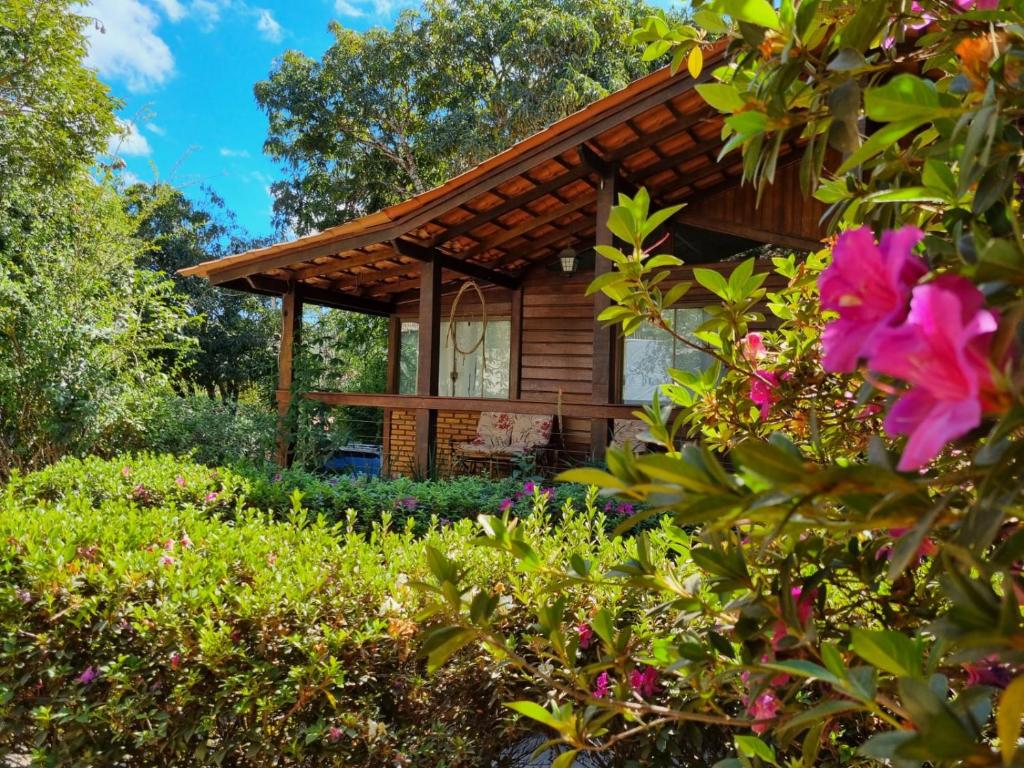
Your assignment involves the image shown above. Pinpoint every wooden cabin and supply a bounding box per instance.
[180,48,826,476]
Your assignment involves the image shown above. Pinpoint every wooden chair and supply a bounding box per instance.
[451,412,554,477]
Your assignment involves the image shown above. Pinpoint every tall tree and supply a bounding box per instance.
[123,183,279,402]
[255,0,676,235]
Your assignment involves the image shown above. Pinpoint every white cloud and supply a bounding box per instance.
[84,0,175,92]
[108,119,152,157]
[334,0,365,17]
[254,8,283,42]
[220,147,251,158]
[119,169,142,185]
[145,121,166,136]
[153,0,187,21]
[190,0,223,31]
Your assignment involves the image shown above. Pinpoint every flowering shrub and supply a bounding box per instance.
[0,455,657,766]
[418,3,1024,766]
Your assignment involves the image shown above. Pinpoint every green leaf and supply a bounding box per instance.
[724,0,781,30]
[838,119,923,174]
[550,750,580,768]
[864,186,946,204]
[864,75,940,123]
[695,83,746,113]
[735,734,778,765]
[733,439,806,483]
[850,629,921,677]
[763,660,844,687]
[505,701,565,732]
[997,675,1024,766]
[556,467,626,490]
[693,267,731,299]
[421,627,476,672]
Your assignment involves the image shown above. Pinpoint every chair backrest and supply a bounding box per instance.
[609,419,651,453]
[510,414,554,450]
[473,412,516,447]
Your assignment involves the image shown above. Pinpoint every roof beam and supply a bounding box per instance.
[286,250,403,281]
[426,163,594,248]
[624,136,724,185]
[222,276,395,315]
[393,238,518,289]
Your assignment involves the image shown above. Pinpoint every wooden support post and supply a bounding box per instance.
[382,314,402,477]
[275,284,303,467]
[590,166,618,459]
[415,258,441,476]
[509,287,523,399]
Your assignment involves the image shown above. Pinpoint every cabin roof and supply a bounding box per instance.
[180,41,806,312]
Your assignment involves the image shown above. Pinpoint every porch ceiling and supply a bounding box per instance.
[180,41,798,309]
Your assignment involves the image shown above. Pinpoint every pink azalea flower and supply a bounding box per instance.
[593,671,610,699]
[742,333,766,363]
[327,726,343,743]
[160,554,175,567]
[499,498,513,512]
[180,534,192,548]
[876,527,938,561]
[174,475,186,487]
[76,666,98,684]
[204,492,219,503]
[819,226,926,373]
[163,539,175,551]
[523,481,536,494]
[963,655,1012,688]
[771,586,817,650]
[577,622,594,650]
[169,651,181,668]
[749,370,779,420]
[870,276,999,471]
[616,503,635,517]
[629,665,660,698]
[748,690,781,733]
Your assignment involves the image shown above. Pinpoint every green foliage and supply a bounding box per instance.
[141,396,277,466]
[421,4,1024,761]
[0,454,658,766]
[0,0,119,186]
[255,0,681,234]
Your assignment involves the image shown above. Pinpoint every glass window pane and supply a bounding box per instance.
[671,308,712,374]
[398,322,418,394]
[622,323,674,404]
[439,319,510,397]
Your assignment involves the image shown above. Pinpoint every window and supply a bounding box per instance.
[398,319,511,398]
[622,307,712,404]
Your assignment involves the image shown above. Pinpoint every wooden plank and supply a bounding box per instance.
[510,287,523,398]
[303,392,642,419]
[591,165,617,458]
[521,354,591,368]
[288,249,399,281]
[415,257,442,474]
[219,276,394,315]
[522,366,592,381]
[393,238,519,289]
[275,285,303,467]
[386,314,401,394]
[428,163,595,247]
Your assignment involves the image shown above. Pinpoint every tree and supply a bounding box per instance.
[122,183,278,402]
[0,0,118,187]
[255,0,678,235]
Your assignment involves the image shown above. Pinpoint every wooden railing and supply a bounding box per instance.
[299,391,642,420]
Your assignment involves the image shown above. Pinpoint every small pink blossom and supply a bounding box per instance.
[76,666,98,684]
[748,690,781,733]
[121,466,132,477]
[742,333,766,363]
[163,539,175,551]
[876,527,938,562]
[160,554,175,567]
[327,726,343,743]
[174,476,186,487]
[870,276,999,470]
[771,586,817,651]
[499,498,513,512]
[577,622,594,650]
[593,671,610,699]
[749,370,779,420]
[15,589,32,604]
[169,651,181,668]
[204,492,219,503]
[522,481,536,494]
[180,534,192,548]
[616,503,635,517]
[629,665,660,698]
[819,226,926,373]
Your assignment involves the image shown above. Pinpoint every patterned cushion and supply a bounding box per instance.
[472,412,514,449]
[610,419,651,453]
[510,415,553,450]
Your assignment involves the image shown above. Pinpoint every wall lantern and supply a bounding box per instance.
[557,247,578,275]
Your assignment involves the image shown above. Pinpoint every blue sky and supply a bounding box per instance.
[85,0,681,240]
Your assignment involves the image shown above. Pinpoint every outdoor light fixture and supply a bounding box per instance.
[557,247,578,274]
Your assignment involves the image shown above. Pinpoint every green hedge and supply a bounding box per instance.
[0,455,638,766]
[5,454,644,532]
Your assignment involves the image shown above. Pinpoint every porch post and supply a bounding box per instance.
[415,259,441,475]
[275,283,303,467]
[590,166,617,459]
[382,314,401,476]
[509,287,523,399]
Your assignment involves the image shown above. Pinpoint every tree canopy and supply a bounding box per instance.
[255,0,678,235]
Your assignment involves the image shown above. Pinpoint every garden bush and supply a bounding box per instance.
[5,453,642,534]
[0,455,660,766]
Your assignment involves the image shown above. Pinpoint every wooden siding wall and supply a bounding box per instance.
[680,162,825,248]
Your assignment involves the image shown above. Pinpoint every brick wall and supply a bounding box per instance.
[385,409,480,477]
